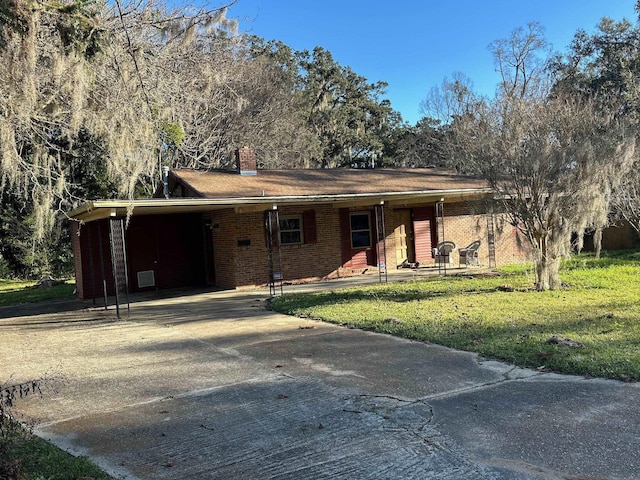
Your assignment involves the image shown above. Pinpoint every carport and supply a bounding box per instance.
[71,211,211,317]
[71,197,283,316]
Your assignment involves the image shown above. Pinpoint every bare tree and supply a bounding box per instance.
[453,95,636,290]
[490,21,551,100]
[550,17,640,247]
[152,30,319,177]
[0,0,239,230]
[440,24,637,290]
[420,72,481,124]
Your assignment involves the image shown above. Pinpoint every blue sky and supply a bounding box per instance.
[226,0,637,125]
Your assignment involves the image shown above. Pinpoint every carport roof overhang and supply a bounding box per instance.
[69,187,494,223]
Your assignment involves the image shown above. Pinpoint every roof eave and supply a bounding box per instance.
[68,187,494,223]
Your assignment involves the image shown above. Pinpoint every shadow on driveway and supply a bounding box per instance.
[2,285,639,480]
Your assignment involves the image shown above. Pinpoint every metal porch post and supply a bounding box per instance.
[85,222,97,306]
[109,217,130,319]
[487,200,497,269]
[436,200,447,276]
[375,204,388,284]
[265,209,283,296]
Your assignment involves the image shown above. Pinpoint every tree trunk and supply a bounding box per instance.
[593,228,603,259]
[535,236,562,291]
[535,255,561,290]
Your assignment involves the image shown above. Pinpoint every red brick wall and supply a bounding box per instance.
[440,201,529,267]
[223,205,349,288]
[581,221,640,252]
[279,204,343,281]
[207,209,238,290]
[211,204,392,288]
[204,200,532,290]
[207,208,272,289]
[235,147,257,174]
[233,211,271,286]
[492,214,531,266]
[377,201,529,270]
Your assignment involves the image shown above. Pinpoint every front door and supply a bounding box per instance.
[413,206,437,264]
[394,209,415,266]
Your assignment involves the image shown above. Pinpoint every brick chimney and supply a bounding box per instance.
[235,147,257,176]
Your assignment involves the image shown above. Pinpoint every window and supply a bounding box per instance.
[279,216,303,245]
[350,212,371,248]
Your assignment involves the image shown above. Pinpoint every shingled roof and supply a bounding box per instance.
[169,168,490,199]
[70,168,492,223]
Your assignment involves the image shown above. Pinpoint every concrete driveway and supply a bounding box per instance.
[1,284,638,479]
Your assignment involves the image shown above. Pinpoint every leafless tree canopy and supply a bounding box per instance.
[445,23,638,290]
[453,94,635,289]
[420,72,481,125]
[490,22,551,100]
[550,17,640,238]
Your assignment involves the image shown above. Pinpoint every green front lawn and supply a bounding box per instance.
[271,251,640,381]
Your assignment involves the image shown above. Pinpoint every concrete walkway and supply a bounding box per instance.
[1,280,639,479]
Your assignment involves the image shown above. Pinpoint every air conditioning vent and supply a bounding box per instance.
[137,270,155,288]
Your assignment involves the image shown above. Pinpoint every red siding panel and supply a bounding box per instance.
[125,214,206,292]
[413,206,435,263]
[75,220,115,300]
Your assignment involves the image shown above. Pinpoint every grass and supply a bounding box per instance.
[2,424,114,479]
[0,279,76,307]
[271,250,640,382]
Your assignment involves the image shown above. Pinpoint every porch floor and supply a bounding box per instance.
[278,264,494,294]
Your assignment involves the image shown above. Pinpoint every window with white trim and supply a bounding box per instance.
[350,212,371,248]
[279,215,303,245]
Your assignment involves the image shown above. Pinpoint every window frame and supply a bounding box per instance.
[349,212,372,249]
[279,214,304,245]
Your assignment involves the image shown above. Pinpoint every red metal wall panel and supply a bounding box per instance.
[125,213,206,292]
[75,219,115,300]
[413,206,436,263]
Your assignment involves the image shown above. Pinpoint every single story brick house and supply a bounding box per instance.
[69,149,530,301]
